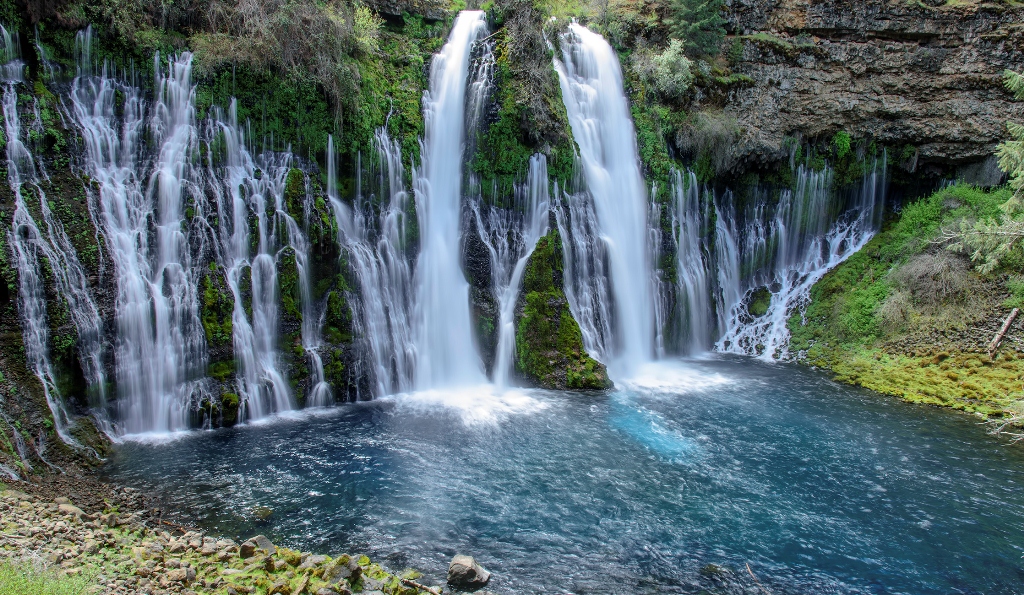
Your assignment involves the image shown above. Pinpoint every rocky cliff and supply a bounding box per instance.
[721,0,1024,176]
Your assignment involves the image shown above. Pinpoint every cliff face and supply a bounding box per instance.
[722,0,1024,174]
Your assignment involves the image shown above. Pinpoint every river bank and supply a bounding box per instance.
[788,183,1024,420]
[0,478,445,595]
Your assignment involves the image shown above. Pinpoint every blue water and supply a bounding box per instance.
[104,356,1024,594]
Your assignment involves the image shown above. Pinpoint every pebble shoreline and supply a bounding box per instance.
[0,485,445,595]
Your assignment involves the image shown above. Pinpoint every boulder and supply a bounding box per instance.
[447,555,490,587]
[324,556,361,585]
[252,534,276,553]
[239,541,257,558]
[58,503,85,518]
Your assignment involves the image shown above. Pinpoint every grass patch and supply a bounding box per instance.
[0,562,94,595]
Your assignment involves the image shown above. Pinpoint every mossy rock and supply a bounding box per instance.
[747,286,771,317]
[221,393,240,426]
[515,228,611,390]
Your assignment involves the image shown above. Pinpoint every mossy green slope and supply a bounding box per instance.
[515,226,611,390]
[789,183,1024,416]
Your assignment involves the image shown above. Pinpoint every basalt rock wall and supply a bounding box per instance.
[722,0,1024,175]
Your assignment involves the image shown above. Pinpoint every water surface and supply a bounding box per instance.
[105,357,1024,594]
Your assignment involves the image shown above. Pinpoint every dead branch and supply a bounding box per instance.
[989,308,1020,358]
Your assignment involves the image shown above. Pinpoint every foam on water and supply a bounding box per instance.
[383,385,551,426]
[618,360,731,394]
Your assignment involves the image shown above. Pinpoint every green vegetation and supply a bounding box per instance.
[516,228,610,389]
[664,0,726,58]
[0,562,93,595]
[789,184,1024,415]
[201,265,234,348]
[747,286,771,317]
[472,0,578,197]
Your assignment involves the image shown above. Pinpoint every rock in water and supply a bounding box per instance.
[447,555,490,587]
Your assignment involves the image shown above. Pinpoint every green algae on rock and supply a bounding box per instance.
[515,227,611,390]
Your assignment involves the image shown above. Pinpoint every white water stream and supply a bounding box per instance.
[554,23,655,376]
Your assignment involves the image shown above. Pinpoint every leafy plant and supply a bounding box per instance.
[651,39,694,99]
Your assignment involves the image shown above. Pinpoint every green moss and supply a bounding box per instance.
[471,31,538,200]
[789,183,1021,414]
[208,361,236,382]
[283,169,306,221]
[747,286,771,317]
[278,248,301,322]
[201,265,234,347]
[516,228,611,389]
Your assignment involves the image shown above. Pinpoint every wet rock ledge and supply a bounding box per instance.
[0,485,442,595]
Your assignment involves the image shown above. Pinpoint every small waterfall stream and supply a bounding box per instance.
[330,130,417,398]
[471,155,551,387]
[204,102,293,421]
[412,11,490,389]
[714,160,886,359]
[3,26,108,445]
[554,23,655,375]
[70,45,209,435]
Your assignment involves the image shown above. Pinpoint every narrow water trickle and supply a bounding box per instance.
[472,155,550,388]
[554,24,655,376]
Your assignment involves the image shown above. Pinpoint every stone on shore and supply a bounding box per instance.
[447,555,491,587]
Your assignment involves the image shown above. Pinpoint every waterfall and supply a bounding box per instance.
[471,154,550,388]
[4,78,78,444]
[71,42,209,435]
[204,101,293,420]
[331,131,417,398]
[714,160,887,359]
[412,10,489,389]
[554,24,654,375]
[3,26,109,445]
[554,184,614,361]
[669,171,713,353]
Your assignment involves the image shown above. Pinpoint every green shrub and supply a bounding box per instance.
[651,39,694,100]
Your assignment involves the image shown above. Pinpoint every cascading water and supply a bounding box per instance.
[204,101,293,420]
[554,24,654,375]
[71,38,209,435]
[3,32,77,444]
[713,160,887,359]
[669,171,714,353]
[554,181,614,361]
[3,26,110,445]
[412,11,489,389]
[331,131,416,398]
[471,154,551,388]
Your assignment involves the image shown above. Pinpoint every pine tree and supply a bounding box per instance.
[997,70,1024,205]
[946,70,1024,273]
[663,0,727,58]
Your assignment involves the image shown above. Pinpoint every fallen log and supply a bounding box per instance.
[400,578,442,595]
[989,307,1020,358]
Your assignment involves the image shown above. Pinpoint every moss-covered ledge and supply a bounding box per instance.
[514,226,611,390]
